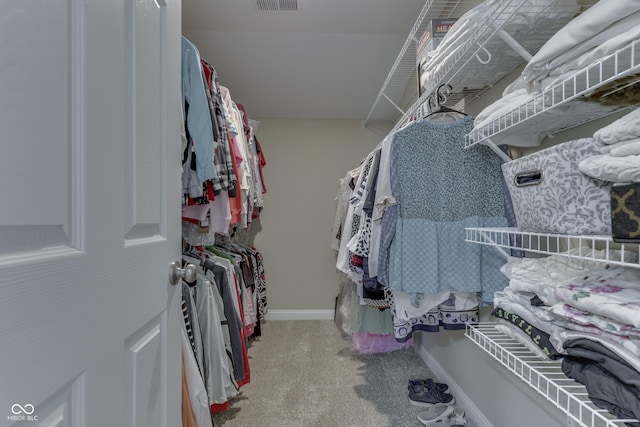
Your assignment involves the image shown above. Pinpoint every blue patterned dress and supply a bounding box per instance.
[387,117,508,306]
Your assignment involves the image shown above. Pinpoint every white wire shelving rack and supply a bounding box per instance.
[362,0,481,127]
[362,0,583,132]
[465,38,640,148]
[466,323,639,427]
[465,227,640,269]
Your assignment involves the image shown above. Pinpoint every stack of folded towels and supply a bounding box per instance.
[578,107,640,183]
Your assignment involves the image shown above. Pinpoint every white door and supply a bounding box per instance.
[0,0,182,426]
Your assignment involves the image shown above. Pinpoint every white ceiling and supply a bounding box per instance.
[182,0,427,120]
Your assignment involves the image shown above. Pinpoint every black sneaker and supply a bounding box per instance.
[408,378,450,394]
[408,387,456,407]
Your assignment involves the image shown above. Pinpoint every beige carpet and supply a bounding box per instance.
[211,319,435,427]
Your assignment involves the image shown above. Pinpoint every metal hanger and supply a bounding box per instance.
[424,84,467,118]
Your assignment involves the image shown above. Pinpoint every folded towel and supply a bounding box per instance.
[594,107,640,144]
[522,0,640,89]
[474,88,531,128]
[610,138,640,157]
[534,10,640,92]
[578,154,640,183]
[600,137,640,154]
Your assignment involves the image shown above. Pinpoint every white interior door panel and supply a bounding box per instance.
[0,0,182,425]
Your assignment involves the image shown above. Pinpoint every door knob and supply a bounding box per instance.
[169,261,197,285]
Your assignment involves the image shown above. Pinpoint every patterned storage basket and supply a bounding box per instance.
[502,138,612,235]
[611,183,640,243]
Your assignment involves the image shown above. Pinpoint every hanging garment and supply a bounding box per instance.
[336,150,379,283]
[202,258,246,385]
[201,60,237,194]
[231,269,251,388]
[181,316,214,427]
[181,36,217,183]
[182,283,205,374]
[192,275,231,411]
[386,116,508,305]
[181,356,198,427]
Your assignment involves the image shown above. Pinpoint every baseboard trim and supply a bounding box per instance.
[264,310,334,321]
[415,341,493,427]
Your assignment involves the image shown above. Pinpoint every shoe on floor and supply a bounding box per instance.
[416,405,455,425]
[423,410,474,427]
[408,387,455,407]
[408,378,450,394]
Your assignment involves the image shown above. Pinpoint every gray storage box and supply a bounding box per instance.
[502,138,611,235]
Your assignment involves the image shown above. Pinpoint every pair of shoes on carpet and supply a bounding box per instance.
[418,406,474,426]
[408,384,455,407]
[408,378,449,394]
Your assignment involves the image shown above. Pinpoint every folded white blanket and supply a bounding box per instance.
[610,138,640,157]
[553,266,640,329]
[503,248,637,305]
[421,0,578,76]
[421,0,498,72]
[538,15,640,91]
[594,107,640,144]
[505,249,616,306]
[522,0,640,89]
[474,88,531,127]
[502,75,528,97]
[550,303,640,338]
[578,154,640,183]
[600,137,640,154]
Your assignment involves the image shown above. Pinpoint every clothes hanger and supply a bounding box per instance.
[423,84,467,119]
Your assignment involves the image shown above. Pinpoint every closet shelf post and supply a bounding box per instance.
[481,137,512,163]
[495,28,533,62]
[382,93,407,117]
[476,229,510,260]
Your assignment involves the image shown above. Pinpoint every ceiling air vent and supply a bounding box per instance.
[256,0,299,12]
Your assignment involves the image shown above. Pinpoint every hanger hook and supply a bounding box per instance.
[475,43,492,65]
[428,92,439,113]
[436,84,452,105]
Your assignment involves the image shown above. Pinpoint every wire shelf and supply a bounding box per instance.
[362,0,582,130]
[464,227,640,268]
[409,0,580,132]
[363,0,481,126]
[465,39,640,148]
[465,323,638,427]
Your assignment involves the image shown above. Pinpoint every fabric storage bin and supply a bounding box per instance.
[611,183,640,243]
[502,137,612,235]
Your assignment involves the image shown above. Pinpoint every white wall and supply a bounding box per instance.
[250,118,391,316]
